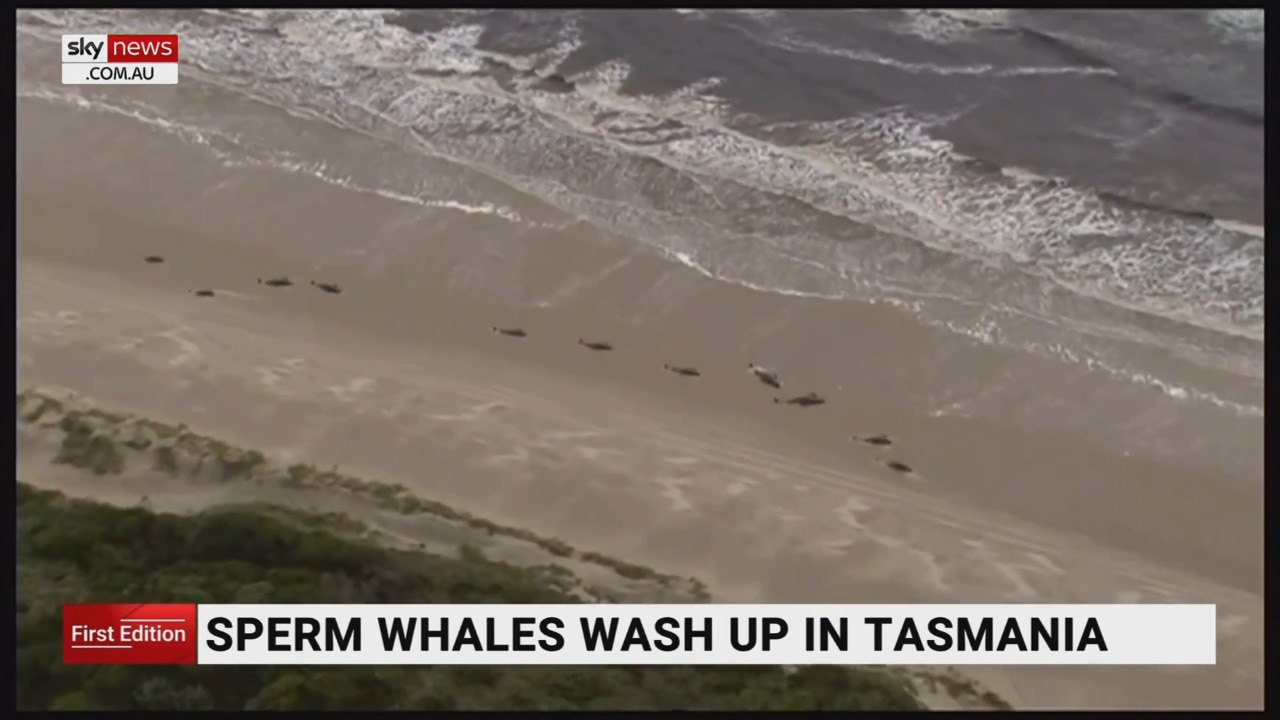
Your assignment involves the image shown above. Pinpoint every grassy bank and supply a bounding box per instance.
[17,483,926,711]
[17,388,1010,710]
[20,388,707,603]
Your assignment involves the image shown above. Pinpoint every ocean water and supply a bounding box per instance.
[17,9,1264,442]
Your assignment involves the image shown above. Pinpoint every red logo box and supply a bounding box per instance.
[63,603,197,665]
[106,34,179,63]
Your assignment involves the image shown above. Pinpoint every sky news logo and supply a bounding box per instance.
[61,34,179,86]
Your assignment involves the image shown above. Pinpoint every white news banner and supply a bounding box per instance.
[62,63,179,85]
[195,604,1218,666]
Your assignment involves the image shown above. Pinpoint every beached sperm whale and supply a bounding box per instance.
[258,277,293,288]
[144,255,165,264]
[663,364,701,378]
[578,339,614,352]
[190,288,216,298]
[748,363,782,389]
[884,460,913,474]
[853,433,893,447]
[310,280,342,294]
[492,326,527,338]
[773,392,825,407]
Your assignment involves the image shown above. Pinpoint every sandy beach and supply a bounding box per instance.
[17,12,1263,709]
[16,105,1261,710]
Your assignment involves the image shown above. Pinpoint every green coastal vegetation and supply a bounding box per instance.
[17,388,1008,711]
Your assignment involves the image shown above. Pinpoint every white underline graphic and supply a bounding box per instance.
[72,644,134,649]
[120,618,185,622]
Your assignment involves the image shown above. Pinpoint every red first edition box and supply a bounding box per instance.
[62,603,198,665]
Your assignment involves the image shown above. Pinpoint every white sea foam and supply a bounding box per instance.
[733,23,1116,78]
[897,9,1015,43]
[19,11,1259,336]
[1206,9,1264,48]
[16,10,1263,417]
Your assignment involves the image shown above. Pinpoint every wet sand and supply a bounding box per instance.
[17,96,1263,709]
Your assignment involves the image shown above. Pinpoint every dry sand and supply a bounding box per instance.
[17,93,1263,710]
